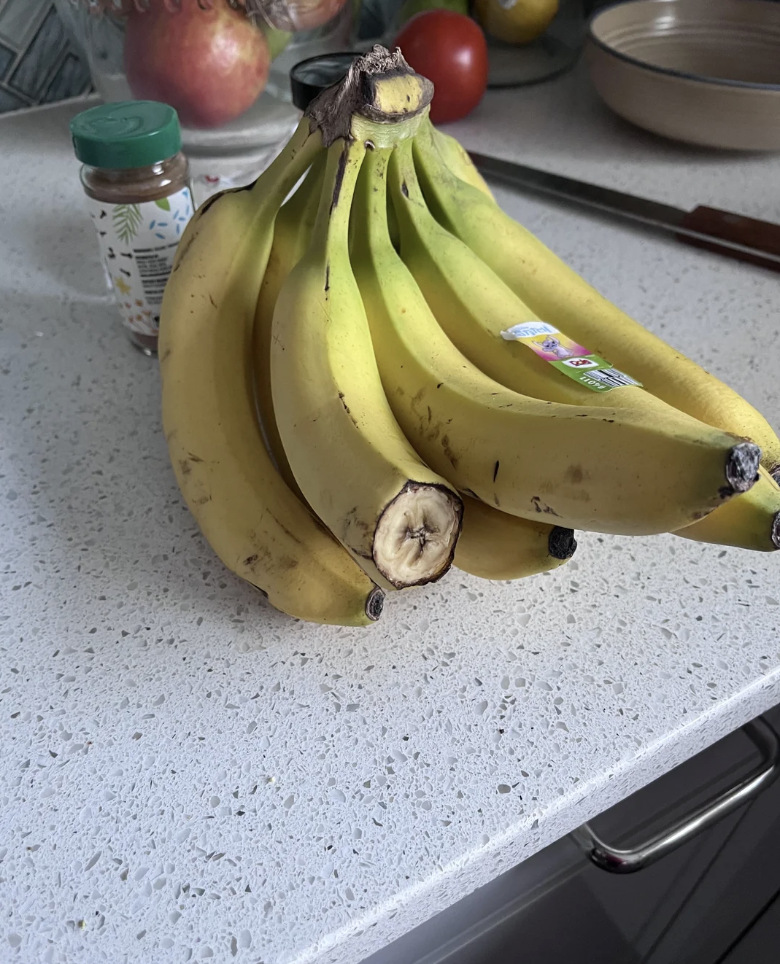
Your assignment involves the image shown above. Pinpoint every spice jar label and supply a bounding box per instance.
[86,186,193,338]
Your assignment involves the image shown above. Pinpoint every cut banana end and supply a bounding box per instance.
[373,482,462,589]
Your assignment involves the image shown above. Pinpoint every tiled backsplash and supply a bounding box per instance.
[0,0,91,113]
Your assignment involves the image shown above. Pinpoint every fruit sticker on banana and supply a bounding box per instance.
[500,321,642,393]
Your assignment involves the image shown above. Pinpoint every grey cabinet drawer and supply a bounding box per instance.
[362,708,780,964]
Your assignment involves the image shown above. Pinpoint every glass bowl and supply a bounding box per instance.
[55,0,352,200]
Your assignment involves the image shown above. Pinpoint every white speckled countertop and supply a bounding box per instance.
[2,66,780,964]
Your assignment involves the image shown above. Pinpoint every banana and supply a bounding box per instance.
[349,142,759,536]
[160,120,384,626]
[455,496,577,580]
[676,467,780,551]
[390,137,780,550]
[397,133,748,429]
[412,125,780,479]
[425,118,493,200]
[254,155,326,490]
[393,145,657,426]
[270,135,463,590]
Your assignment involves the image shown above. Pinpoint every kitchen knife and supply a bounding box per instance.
[468,152,780,273]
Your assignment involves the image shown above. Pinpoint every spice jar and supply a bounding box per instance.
[70,100,193,355]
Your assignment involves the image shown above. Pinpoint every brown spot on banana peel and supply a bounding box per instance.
[324,263,330,293]
[565,465,584,484]
[343,507,372,543]
[337,392,359,429]
[195,180,254,220]
[172,231,197,270]
[493,461,500,482]
[244,542,273,570]
[401,181,409,198]
[549,527,577,560]
[330,148,349,212]
[268,512,304,546]
[531,496,560,517]
[441,435,459,469]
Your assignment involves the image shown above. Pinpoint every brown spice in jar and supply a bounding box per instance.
[71,101,193,357]
[81,154,190,355]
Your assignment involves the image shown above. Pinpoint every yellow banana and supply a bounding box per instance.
[350,143,758,536]
[352,145,573,578]
[254,155,325,490]
[160,120,384,626]
[392,136,779,550]
[676,467,780,551]
[270,135,463,590]
[455,496,577,580]
[426,118,493,200]
[412,125,780,478]
[680,470,780,551]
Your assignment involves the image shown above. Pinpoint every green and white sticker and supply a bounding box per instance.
[500,321,642,394]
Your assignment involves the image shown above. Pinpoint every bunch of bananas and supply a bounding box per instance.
[160,46,780,627]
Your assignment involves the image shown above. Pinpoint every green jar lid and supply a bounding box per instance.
[70,101,182,170]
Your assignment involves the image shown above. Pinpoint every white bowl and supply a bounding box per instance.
[585,0,780,150]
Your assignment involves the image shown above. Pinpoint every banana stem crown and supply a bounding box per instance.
[305,45,432,149]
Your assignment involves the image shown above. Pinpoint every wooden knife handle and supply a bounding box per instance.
[677,205,780,273]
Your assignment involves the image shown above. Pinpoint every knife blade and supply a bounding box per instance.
[468,152,780,273]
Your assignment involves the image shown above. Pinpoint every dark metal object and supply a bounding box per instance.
[290,52,357,111]
[571,717,780,873]
[469,152,780,273]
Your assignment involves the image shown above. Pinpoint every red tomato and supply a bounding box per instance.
[394,10,489,124]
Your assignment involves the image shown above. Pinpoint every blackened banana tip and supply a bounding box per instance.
[725,442,761,494]
[366,587,385,621]
[772,514,780,551]
[549,527,577,560]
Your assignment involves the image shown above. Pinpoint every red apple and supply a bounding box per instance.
[124,0,270,129]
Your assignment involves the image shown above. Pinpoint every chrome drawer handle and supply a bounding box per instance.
[570,717,780,874]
